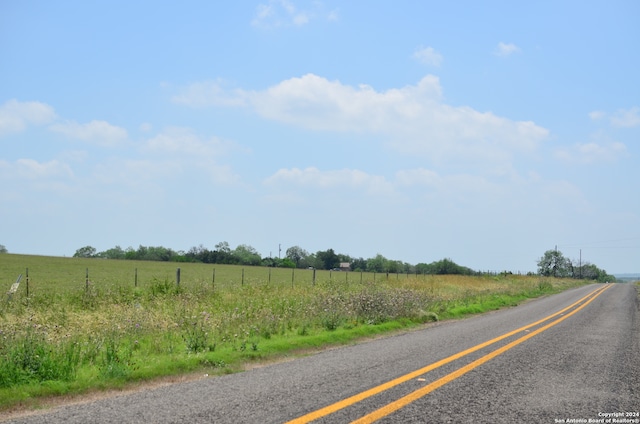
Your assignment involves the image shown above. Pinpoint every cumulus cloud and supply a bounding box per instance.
[610,106,640,128]
[0,99,56,136]
[172,80,247,107]
[554,141,627,164]
[143,127,244,184]
[413,46,443,67]
[144,127,241,157]
[588,110,605,121]
[251,0,335,28]
[0,158,73,180]
[49,120,128,147]
[174,73,549,165]
[494,42,520,56]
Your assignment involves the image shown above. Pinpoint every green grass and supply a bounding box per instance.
[0,253,590,411]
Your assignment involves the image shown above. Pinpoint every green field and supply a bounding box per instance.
[0,254,590,411]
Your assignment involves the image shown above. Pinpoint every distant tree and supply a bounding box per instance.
[316,248,339,270]
[73,246,97,258]
[286,246,309,267]
[573,262,615,283]
[350,257,367,271]
[186,244,209,262]
[537,249,572,277]
[367,254,388,273]
[232,244,262,266]
[124,246,136,260]
[215,241,231,254]
[99,245,125,259]
[301,253,322,269]
[415,262,430,274]
[0,244,7,254]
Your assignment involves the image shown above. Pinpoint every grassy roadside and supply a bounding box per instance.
[0,256,591,413]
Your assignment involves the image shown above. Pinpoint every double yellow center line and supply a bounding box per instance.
[287,284,611,424]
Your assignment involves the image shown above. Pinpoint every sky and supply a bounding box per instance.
[1,1,639,274]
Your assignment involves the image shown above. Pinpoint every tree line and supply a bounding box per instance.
[536,249,615,282]
[63,244,615,281]
[71,243,481,275]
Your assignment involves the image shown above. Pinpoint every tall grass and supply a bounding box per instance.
[0,254,589,410]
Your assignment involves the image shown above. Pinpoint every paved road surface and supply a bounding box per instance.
[3,283,638,423]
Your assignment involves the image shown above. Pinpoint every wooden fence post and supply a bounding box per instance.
[176,268,181,286]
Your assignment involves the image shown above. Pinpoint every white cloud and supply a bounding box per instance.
[251,0,335,28]
[413,46,443,67]
[0,158,73,180]
[554,141,627,164]
[144,127,244,157]
[0,99,56,136]
[91,158,181,192]
[172,80,247,107]
[143,127,244,184]
[494,42,520,57]
[175,73,549,166]
[588,110,605,121]
[49,120,128,147]
[264,167,394,195]
[610,106,640,128]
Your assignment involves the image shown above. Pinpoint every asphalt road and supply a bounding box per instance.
[4,283,638,423]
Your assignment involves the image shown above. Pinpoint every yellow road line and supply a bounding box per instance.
[286,284,608,424]
[351,284,612,424]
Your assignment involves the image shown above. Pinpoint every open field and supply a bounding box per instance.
[0,254,590,411]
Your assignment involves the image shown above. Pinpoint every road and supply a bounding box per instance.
[4,283,638,423]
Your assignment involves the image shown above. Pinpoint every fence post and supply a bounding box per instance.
[135,268,138,287]
[85,268,89,291]
[313,268,316,286]
[212,268,216,289]
[176,268,181,286]
[26,268,29,298]
[345,271,348,284]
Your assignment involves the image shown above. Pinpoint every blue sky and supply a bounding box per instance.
[1,1,639,273]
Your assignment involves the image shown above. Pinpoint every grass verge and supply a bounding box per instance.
[0,258,590,413]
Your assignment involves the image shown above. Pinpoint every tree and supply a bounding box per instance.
[99,245,125,259]
[367,254,387,273]
[74,246,97,258]
[537,249,572,277]
[232,244,262,266]
[215,241,231,254]
[350,257,367,271]
[0,244,7,254]
[286,246,309,267]
[316,248,339,270]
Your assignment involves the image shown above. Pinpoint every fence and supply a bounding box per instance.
[3,261,444,299]
[2,254,525,301]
